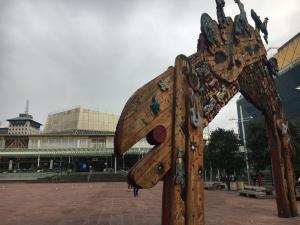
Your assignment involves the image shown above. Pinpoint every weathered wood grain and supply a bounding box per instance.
[185,83,204,224]
[128,136,172,189]
[114,67,174,155]
[238,61,298,218]
[167,56,188,225]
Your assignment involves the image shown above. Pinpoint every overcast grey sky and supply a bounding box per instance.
[0,0,299,132]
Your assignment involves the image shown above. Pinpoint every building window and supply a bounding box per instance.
[91,138,105,148]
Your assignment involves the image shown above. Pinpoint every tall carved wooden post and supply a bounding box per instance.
[161,56,204,225]
[114,0,298,224]
[238,61,298,217]
[114,55,205,225]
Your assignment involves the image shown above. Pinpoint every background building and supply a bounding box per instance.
[7,113,42,135]
[7,101,42,135]
[44,107,119,134]
[0,128,8,135]
[0,107,151,174]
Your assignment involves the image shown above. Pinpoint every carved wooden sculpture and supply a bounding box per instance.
[114,1,298,224]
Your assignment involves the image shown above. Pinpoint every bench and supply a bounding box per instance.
[239,185,271,199]
[204,182,226,190]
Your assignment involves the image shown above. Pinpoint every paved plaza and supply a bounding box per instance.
[0,182,299,225]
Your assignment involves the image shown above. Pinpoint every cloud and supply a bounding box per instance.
[0,0,299,131]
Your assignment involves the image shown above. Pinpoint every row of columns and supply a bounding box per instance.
[7,154,145,172]
[8,157,61,171]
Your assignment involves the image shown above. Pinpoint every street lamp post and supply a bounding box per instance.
[230,107,253,186]
[239,105,251,185]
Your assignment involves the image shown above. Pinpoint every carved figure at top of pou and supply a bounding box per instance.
[251,9,269,44]
[216,0,228,28]
[234,0,250,35]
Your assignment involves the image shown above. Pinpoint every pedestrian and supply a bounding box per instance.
[257,173,263,186]
[252,175,257,186]
[87,165,93,182]
[133,187,139,197]
[128,183,132,191]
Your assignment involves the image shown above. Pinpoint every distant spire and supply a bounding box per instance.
[25,100,29,115]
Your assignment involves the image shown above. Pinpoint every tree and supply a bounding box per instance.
[246,120,300,179]
[245,121,270,175]
[206,128,245,189]
[204,145,212,179]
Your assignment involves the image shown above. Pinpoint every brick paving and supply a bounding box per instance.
[0,182,299,225]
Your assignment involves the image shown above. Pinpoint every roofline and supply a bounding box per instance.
[47,106,120,117]
[0,133,115,138]
[278,32,300,52]
[278,57,300,75]
[6,118,43,126]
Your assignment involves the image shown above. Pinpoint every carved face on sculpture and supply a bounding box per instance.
[196,62,211,78]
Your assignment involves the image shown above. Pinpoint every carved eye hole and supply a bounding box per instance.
[215,51,227,64]
[146,125,167,146]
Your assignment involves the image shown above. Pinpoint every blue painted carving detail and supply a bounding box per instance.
[216,0,228,28]
[201,13,217,46]
[251,9,269,44]
[233,0,250,35]
[150,96,160,115]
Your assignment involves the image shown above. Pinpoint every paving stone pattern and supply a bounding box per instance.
[0,182,299,225]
